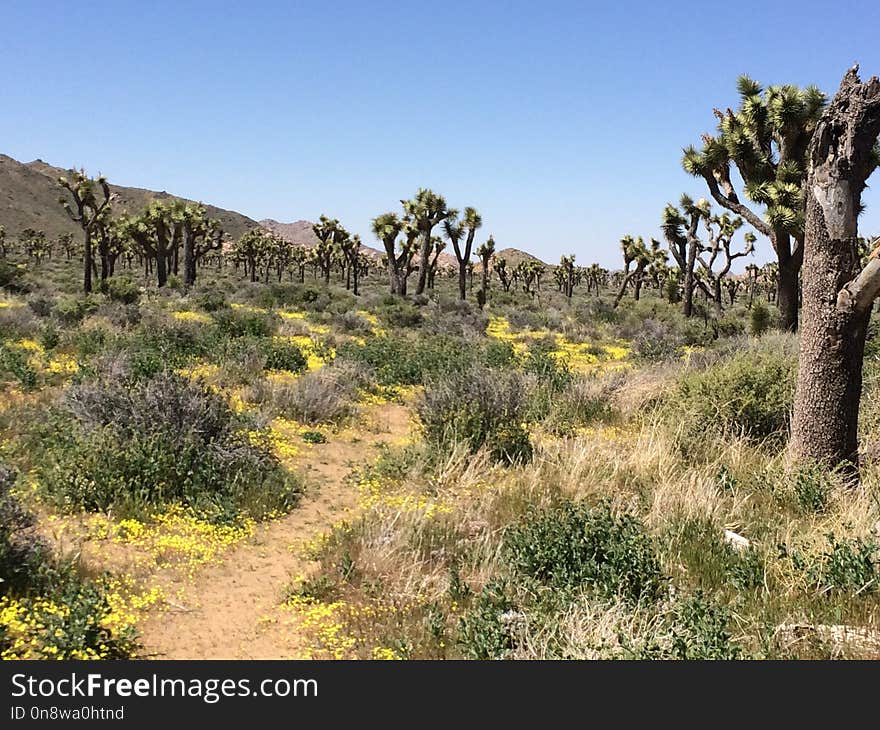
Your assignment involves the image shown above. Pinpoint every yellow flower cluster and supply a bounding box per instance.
[284,595,357,660]
[230,302,269,314]
[0,587,147,661]
[174,362,221,382]
[277,310,307,320]
[45,354,79,375]
[171,310,213,324]
[100,577,165,634]
[248,417,311,465]
[372,646,403,660]
[356,475,452,519]
[0,300,25,309]
[265,369,300,385]
[274,335,333,372]
[85,506,254,575]
[487,316,631,374]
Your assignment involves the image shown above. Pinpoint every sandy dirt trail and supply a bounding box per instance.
[136,403,411,659]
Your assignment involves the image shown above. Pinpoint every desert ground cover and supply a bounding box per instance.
[4,236,880,661]
[2,70,880,659]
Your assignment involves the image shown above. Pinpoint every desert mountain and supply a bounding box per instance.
[0,154,258,242]
[260,218,387,261]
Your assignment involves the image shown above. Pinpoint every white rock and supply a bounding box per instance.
[724,529,750,551]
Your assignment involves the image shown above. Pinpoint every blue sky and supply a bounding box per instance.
[2,0,879,267]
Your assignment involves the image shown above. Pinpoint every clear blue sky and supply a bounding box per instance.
[2,0,879,267]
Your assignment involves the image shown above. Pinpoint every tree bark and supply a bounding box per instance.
[777,245,801,332]
[83,231,93,293]
[790,67,880,473]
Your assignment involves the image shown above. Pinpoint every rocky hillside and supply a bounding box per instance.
[0,154,258,242]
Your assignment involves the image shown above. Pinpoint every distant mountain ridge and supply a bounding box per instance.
[0,153,551,268]
[0,154,258,242]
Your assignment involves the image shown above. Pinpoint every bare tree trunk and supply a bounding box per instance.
[83,231,93,293]
[791,67,880,474]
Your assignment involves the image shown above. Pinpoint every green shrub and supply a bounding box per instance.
[749,301,771,336]
[103,277,140,304]
[667,518,764,593]
[27,295,55,318]
[0,260,29,293]
[457,580,517,660]
[483,339,518,369]
[52,296,99,325]
[522,349,571,392]
[793,466,831,514]
[417,366,532,464]
[0,466,45,595]
[666,339,795,444]
[194,288,228,312]
[0,466,137,660]
[0,343,38,389]
[41,372,301,522]
[214,307,278,338]
[503,501,665,603]
[301,430,327,444]
[669,592,742,659]
[262,339,307,373]
[813,534,879,595]
[340,334,473,386]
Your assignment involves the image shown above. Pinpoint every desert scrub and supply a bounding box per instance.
[338,334,474,386]
[417,366,532,464]
[39,371,302,523]
[249,361,369,425]
[661,334,796,450]
[214,306,279,338]
[502,500,665,604]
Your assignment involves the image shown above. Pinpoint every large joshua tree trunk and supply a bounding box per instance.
[183,232,197,287]
[777,246,801,332]
[790,67,880,473]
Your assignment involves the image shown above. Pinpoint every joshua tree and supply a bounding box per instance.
[124,201,177,287]
[228,227,272,283]
[516,260,545,297]
[176,203,223,286]
[695,213,755,315]
[340,233,362,295]
[559,254,576,298]
[92,217,130,281]
[744,263,760,307]
[426,236,445,290]
[57,232,77,260]
[790,67,880,474]
[683,77,827,331]
[662,195,710,317]
[20,228,50,264]
[585,263,605,297]
[475,236,495,309]
[403,189,452,296]
[495,256,512,292]
[444,206,482,300]
[312,215,344,285]
[613,236,659,307]
[0,226,6,258]
[58,170,114,293]
[372,212,420,295]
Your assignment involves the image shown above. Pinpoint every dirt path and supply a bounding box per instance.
[137,403,411,659]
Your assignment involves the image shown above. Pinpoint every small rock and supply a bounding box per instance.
[724,529,750,551]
